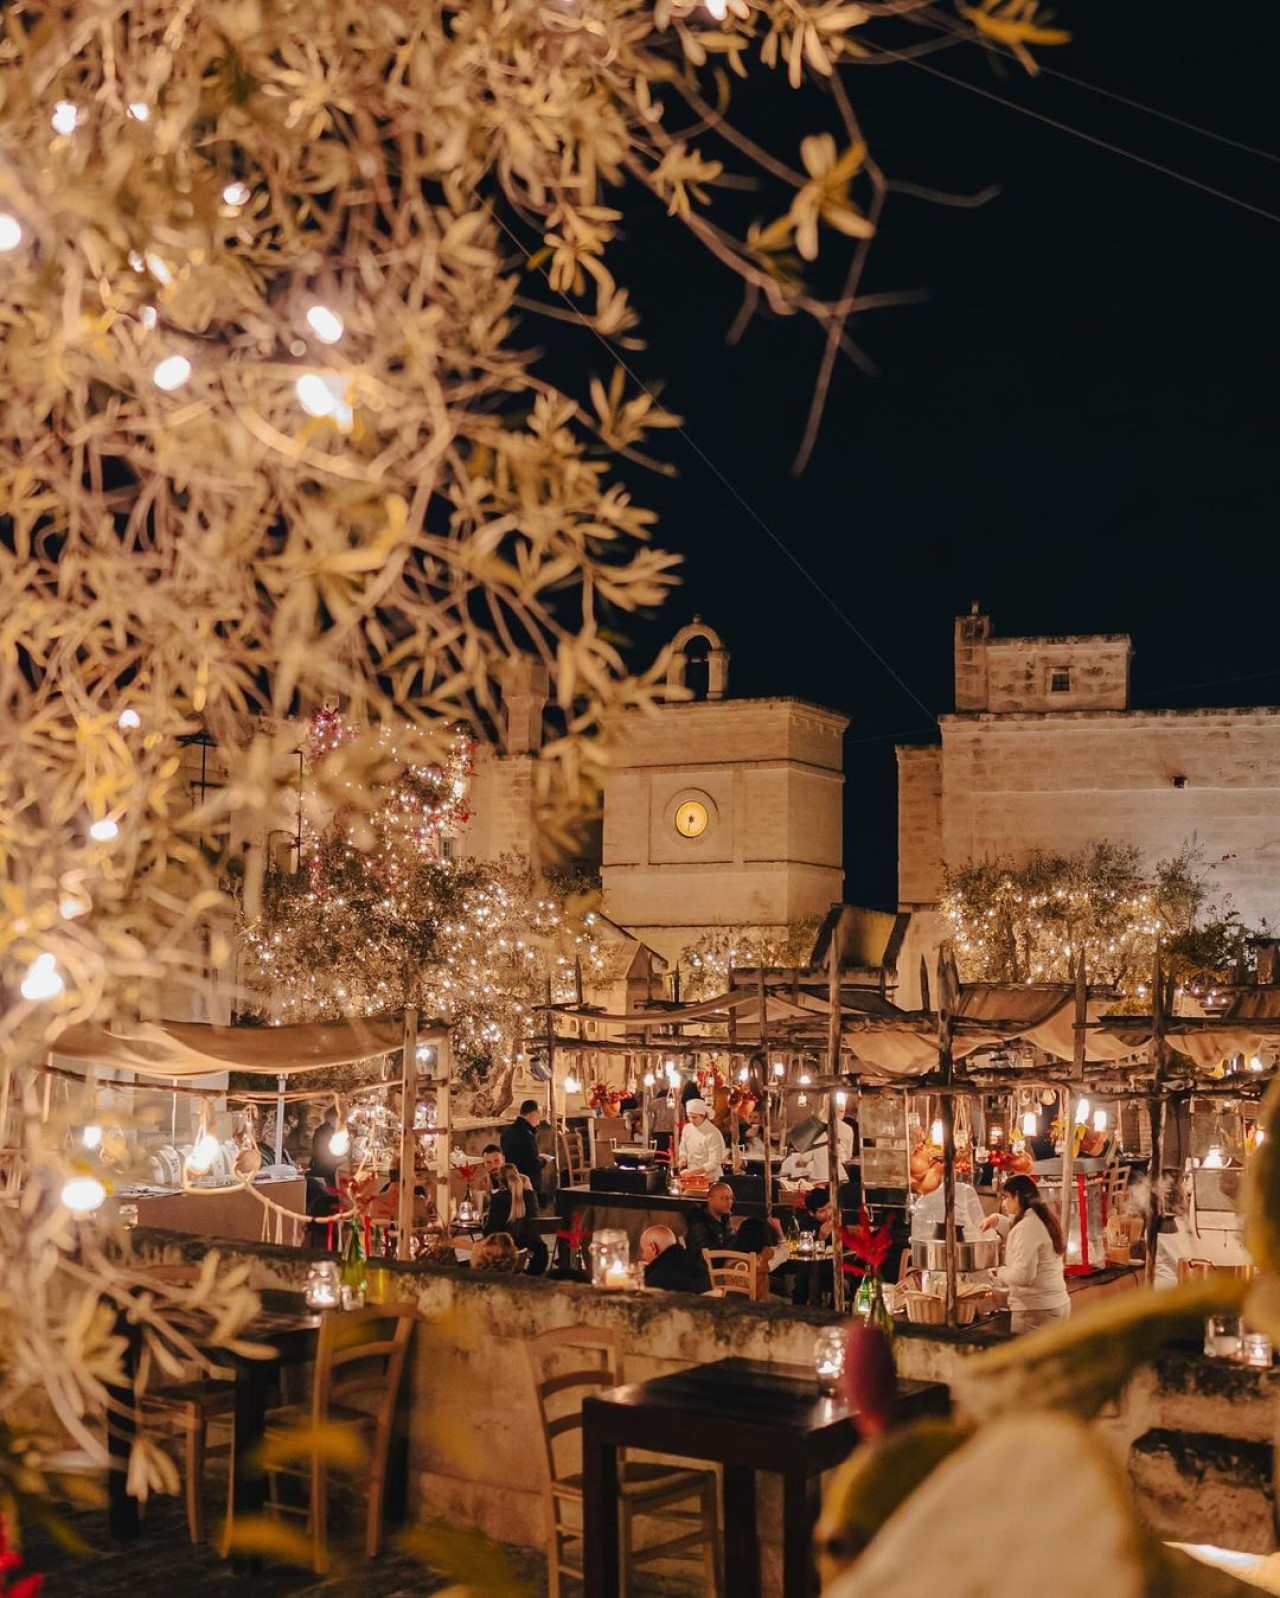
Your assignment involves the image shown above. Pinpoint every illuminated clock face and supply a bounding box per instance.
[674,799,709,839]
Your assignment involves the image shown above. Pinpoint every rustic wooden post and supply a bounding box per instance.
[757,965,773,1219]
[396,1007,419,1261]
[434,1029,453,1237]
[938,946,959,1328]
[1060,960,1088,1259]
[827,934,847,1314]
[544,977,560,1196]
[1145,948,1167,1286]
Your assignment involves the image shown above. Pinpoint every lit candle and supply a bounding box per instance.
[604,1265,630,1290]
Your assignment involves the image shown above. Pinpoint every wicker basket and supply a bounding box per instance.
[904,1291,947,1325]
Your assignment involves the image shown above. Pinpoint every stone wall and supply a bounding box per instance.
[134,1229,1280,1572]
[953,612,1131,714]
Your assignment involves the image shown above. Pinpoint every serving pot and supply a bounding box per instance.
[910,1237,1000,1273]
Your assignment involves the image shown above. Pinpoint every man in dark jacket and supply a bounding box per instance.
[501,1100,547,1191]
[683,1180,735,1288]
[640,1225,704,1292]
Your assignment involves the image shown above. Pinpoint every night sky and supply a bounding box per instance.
[571,4,1280,909]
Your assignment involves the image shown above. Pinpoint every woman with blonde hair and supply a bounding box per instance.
[482,1162,548,1273]
[470,1232,521,1273]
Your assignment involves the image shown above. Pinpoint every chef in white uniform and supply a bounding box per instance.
[910,1179,989,1243]
[780,1118,854,1183]
[678,1100,727,1181]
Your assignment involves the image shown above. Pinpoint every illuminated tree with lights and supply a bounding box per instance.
[942,842,1261,998]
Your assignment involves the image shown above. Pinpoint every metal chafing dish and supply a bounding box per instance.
[910,1237,1000,1273]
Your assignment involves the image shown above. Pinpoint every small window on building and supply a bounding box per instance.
[1049,668,1071,694]
[439,834,456,862]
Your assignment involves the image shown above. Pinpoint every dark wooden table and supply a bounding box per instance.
[581,1356,949,1598]
[107,1289,321,1553]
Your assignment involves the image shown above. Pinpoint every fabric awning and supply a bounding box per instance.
[50,1015,416,1079]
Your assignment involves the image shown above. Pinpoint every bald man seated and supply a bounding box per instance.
[640,1224,705,1293]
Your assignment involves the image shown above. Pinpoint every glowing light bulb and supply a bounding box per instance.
[140,305,157,330]
[1021,1111,1037,1137]
[118,708,141,730]
[931,1119,943,1147]
[61,1174,107,1215]
[773,1060,785,1077]
[643,1071,655,1087]
[329,1126,350,1158]
[1093,1109,1108,1133]
[144,250,172,284]
[21,953,63,1002]
[1075,1098,1090,1125]
[186,1130,221,1176]
[704,0,728,16]
[0,214,23,252]
[294,371,350,424]
[564,1073,580,1094]
[128,101,150,122]
[1250,1055,1264,1073]
[59,894,89,920]
[82,1125,103,1150]
[1257,1130,1267,1148]
[222,181,251,207]
[51,102,79,134]
[738,1067,749,1083]
[799,1072,812,1087]
[306,304,344,344]
[152,355,190,391]
[1203,1144,1225,1170]
[89,817,119,842]
[836,1091,848,1109]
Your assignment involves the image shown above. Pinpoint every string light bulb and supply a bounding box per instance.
[295,371,352,427]
[306,304,344,344]
[152,355,190,391]
[329,1123,350,1158]
[930,1119,943,1146]
[1075,1098,1091,1125]
[1021,1110,1037,1137]
[773,1060,785,1078]
[88,817,119,841]
[118,708,141,730]
[61,1173,107,1216]
[563,1071,580,1095]
[642,1070,655,1087]
[82,1125,103,1150]
[0,214,23,252]
[127,101,150,121]
[51,102,79,134]
[1093,1109,1109,1133]
[222,181,251,207]
[20,953,63,1002]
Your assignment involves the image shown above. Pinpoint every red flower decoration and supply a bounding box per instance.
[839,1206,895,1279]
[456,1161,478,1186]
[841,1323,897,1439]
[0,1518,42,1597]
[555,1216,591,1252]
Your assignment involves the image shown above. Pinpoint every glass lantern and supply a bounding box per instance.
[813,1326,846,1395]
[305,1261,342,1310]
[589,1228,632,1290]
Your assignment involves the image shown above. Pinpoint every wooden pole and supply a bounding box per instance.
[827,936,846,1314]
[435,1031,453,1236]
[758,966,773,1219]
[396,1007,419,1261]
[1145,948,1167,1286]
[545,978,560,1196]
[938,946,959,1329]
[1060,960,1088,1260]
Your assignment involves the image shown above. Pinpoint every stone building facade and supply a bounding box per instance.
[599,620,848,967]
[897,610,1280,1003]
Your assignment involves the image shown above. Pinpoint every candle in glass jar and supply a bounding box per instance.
[604,1265,630,1289]
[1242,1330,1273,1368]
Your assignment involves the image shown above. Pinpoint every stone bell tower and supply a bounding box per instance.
[601,619,847,965]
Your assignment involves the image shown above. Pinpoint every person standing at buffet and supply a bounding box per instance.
[981,1173,1070,1332]
[677,1099,727,1182]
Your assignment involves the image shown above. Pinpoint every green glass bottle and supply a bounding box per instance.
[341,1216,367,1298]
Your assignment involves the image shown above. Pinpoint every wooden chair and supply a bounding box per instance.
[135,1266,237,1544]
[260,1301,417,1571]
[704,1250,758,1298]
[558,1127,589,1186]
[526,1327,720,1598]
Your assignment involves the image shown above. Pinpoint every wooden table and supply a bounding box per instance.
[107,1290,321,1554]
[581,1356,949,1598]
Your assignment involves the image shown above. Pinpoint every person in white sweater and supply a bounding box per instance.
[981,1174,1070,1332]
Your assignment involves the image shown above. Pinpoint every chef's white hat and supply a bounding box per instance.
[685,1099,709,1117]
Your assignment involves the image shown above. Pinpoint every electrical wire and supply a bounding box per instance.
[883,50,1280,227]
